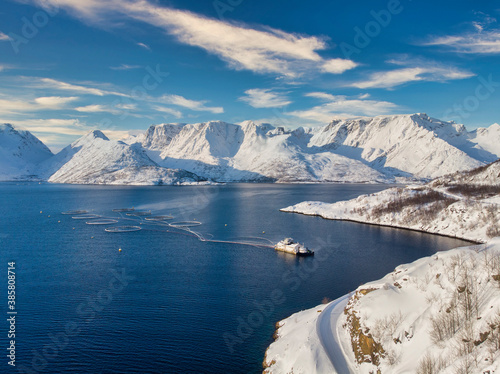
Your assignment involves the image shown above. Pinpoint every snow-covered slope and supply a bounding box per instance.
[0,123,53,181]
[432,159,500,186]
[141,123,187,150]
[144,120,390,182]
[42,130,203,185]
[470,123,500,159]
[265,239,500,374]
[308,114,487,179]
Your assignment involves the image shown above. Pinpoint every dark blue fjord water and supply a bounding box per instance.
[0,183,472,374]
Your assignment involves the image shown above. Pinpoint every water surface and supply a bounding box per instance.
[0,183,472,373]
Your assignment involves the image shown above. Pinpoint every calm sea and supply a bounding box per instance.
[0,183,472,373]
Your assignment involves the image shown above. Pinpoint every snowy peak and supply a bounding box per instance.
[72,129,109,147]
[469,123,500,159]
[308,114,485,178]
[0,123,53,180]
[0,123,53,161]
[159,121,244,162]
[45,130,202,185]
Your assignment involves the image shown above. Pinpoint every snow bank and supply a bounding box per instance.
[265,239,500,374]
[281,183,499,243]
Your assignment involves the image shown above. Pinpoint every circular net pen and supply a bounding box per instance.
[86,219,119,225]
[105,226,142,233]
[72,214,102,220]
[61,210,89,215]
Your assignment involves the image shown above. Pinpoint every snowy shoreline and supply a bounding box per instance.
[280,208,482,244]
[280,181,500,244]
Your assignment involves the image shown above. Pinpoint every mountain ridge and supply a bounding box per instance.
[0,114,498,184]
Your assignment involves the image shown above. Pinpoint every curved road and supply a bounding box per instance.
[316,294,355,374]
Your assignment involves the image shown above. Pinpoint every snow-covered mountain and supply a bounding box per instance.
[0,123,53,181]
[308,113,492,179]
[40,130,204,185]
[469,123,500,160]
[143,120,388,182]
[139,114,499,182]
[0,114,498,184]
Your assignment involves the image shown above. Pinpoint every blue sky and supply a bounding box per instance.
[0,0,499,150]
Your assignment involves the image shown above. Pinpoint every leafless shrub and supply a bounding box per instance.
[371,190,457,218]
[486,313,500,360]
[372,311,404,342]
[487,225,500,238]
[385,348,400,366]
[416,353,437,374]
[430,302,460,344]
[446,184,500,198]
[454,355,474,374]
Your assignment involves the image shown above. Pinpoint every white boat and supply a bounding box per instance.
[275,238,314,256]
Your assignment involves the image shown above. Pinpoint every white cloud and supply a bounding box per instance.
[136,42,151,51]
[159,94,223,114]
[3,118,92,151]
[74,104,118,113]
[305,92,345,101]
[110,64,142,70]
[34,96,79,107]
[152,106,183,118]
[0,32,11,41]
[4,118,89,136]
[0,96,79,114]
[423,30,500,54]
[30,0,357,78]
[29,77,127,97]
[321,59,358,74]
[290,98,401,123]
[349,66,474,89]
[116,103,137,110]
[239,89,291,108]
[15,76,222,115]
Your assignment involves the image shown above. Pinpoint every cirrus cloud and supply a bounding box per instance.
[152,106,183,118]
[28,0,357,78]
[423,30,500,54]
[348,66,473,89]
[290,94,401,123]
[0,96,79,115]
[239,88,291,108]
[158,94,223,114]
